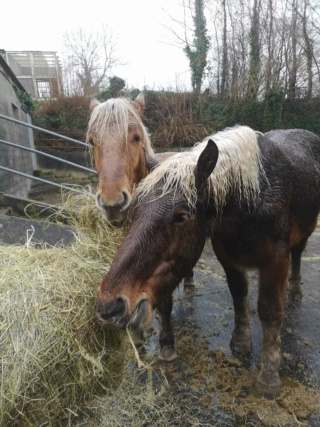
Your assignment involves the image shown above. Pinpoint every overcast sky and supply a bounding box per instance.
[1,0,192,90]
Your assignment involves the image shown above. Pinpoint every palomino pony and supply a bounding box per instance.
[87,93,159,224]
[96,125,320,399]
[87,93,194,287]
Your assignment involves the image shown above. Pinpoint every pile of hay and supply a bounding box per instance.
[0,193,127,426]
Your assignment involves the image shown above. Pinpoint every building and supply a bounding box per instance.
[0,53,36,198]
[0,50,63,99]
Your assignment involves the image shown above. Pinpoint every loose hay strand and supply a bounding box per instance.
[126,326,147,370]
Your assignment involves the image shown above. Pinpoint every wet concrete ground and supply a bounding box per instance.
[144,228,320,426]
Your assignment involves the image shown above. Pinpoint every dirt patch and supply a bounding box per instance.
[170,323,320,426]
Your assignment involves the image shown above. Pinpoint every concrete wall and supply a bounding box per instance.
[0,58,36,198]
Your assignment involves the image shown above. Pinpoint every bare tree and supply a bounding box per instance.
[301,0,313,97]
[220,0,228,96]
[227,0,249,100]
[264,0,274,92]
[206,0,252,100]
[287,0,299,98]
[203,0,320,100]
[62,25,122,97]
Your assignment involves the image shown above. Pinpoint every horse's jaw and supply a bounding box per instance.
[104,211,127,227]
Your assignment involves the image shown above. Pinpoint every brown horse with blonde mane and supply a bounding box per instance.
[96,125,320,399]
[87,93,171,224]
[87,93,194,287]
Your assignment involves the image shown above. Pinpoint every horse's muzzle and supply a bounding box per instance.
[96,296,129,329]
[97,296,152,333]
[96,191,131,224]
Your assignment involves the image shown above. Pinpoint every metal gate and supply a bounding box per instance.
[0,113,97,197]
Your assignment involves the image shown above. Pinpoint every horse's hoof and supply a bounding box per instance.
[255,378,281,399]
[158,357,178,373]
[184,284,195,294]
[230,337,252,355]
[183,275,194,289]
[288,291,303,302]
[158,350,178,373]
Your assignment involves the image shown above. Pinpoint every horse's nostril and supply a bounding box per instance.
[111,297,126,317]
[96,193,104,208]
[121,192,127,204]
[119,191,131,211]
[97,296,127,324]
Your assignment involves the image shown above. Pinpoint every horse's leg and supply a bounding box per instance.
[183,269,195,293]
[156,293,178,372]
[223,266,252,354]
[288,237,308,301]
[256,258,289,399]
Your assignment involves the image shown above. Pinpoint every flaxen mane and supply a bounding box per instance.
[86,98,154,155]
[135,126,265,212]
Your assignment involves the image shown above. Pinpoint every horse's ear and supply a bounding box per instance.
[134,93,145,115]
[195,139,219,191]
[90,98,100,112]
[144,149,160,172]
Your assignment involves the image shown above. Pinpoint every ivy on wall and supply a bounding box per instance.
[13,85,35,117]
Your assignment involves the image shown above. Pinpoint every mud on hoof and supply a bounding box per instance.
[288,289,303,302]
[183,276,195,294]
[158,349,178,373]
[158,357,178,373]
[230,335,252,355]
[184,283,195,294]
[255,377,281,399]
[288,278,303,301]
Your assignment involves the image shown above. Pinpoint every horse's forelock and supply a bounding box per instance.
[86,98,154,154]
[134,126,264,212]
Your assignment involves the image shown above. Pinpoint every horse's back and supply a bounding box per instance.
[262,129,320,176]
[265,129,320,163]
[260,129,320,226]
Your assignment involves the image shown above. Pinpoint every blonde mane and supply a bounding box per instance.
[86,98,154,155]
[134,126,265,212]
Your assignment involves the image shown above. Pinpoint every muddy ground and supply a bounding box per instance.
[139,229,320,426]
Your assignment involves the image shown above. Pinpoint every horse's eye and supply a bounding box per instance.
[132,135,141,143]
[172,212,190,225]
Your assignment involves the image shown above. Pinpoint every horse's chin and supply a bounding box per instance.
[99,207,128,227]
